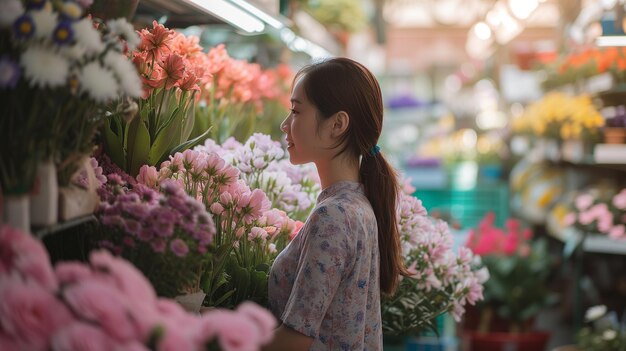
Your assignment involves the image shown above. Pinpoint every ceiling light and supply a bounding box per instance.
[185,0,265,33]
[230,0,284,29]
[473,21,492,40]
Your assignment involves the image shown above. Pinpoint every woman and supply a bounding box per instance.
[264,58,407,350]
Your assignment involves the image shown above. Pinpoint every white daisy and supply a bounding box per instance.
[59,44,86,61]
[20,45,69,88]
[106,18,140,50]
[103,51,143,98]
[0,0,24,27]
[30,7,57,40]
[72,18,104,55]
[78,62,119,103]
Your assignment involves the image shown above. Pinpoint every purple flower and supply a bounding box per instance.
[52,20,73,45]
[12,14,35,39]
[169,239,188,257]
[151,239,166,253]
[0,56,21,89]
[24,0,46,10]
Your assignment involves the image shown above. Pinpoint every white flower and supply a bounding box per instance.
[475,267,490,284]
[30,7,57,40]
[106,18,140,50]
[602,329,617,340]
[59,44,87,61]
[20,46,69,88]
[78,62,119,102]
[103,51,142,98]
[585,305,607,322]
[0,0,24,27]
[72,18,104,54]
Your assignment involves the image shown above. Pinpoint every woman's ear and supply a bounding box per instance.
[330,111,350,138]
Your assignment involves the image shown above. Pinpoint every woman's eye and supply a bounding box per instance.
[290,109,298,114]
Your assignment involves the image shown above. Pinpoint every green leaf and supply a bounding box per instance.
[102,119,125,169]
[180,98,195,143]
[126,117,150,176]
[147,109,182,165]
[167,127,212,162]
[213,289,235,306]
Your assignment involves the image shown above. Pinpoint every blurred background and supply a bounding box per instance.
[121,0,626,350]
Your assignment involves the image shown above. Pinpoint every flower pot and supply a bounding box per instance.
[2,194,30,232]
[58,156,99,221]
[603,127,626,144]
[30,159,58,227]
[463,330,550,351]
[175,291,206,314]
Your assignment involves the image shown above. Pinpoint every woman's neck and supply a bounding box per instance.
[315,153,360,190]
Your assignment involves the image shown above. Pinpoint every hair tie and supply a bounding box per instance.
[369,145,381,156]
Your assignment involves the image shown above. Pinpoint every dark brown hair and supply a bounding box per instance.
[295,57,407,295]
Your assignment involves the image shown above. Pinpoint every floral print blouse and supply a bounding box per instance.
[268,180,382,350]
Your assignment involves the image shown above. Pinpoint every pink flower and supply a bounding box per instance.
[406,261,418,276]
[169,239,189,257]
[89,250,157,306]
[63,280,137,342]
[51,322,116,351]
[210,202,224,215]
[55,262,93,286]
[0,278,74,350]
[290,221,304,240]
[609,225,625,239]
[579,211,594,225]
[248,227,268,241]
[156,327,195,351]
[0,225,57,291]
[235,302,277,344]
[196,310,261,351]
[612,189,626,210]
[137,165,159,188]
[575,194,594,211]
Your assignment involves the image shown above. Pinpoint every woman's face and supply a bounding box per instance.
[280,75,332,165]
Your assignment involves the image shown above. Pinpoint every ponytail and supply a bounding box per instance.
[360,152,408,295]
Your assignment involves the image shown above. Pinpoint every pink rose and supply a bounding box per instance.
[612,190,626,210]
[63,280,137,342]
[51,322,116,351]
[0,278,73,350]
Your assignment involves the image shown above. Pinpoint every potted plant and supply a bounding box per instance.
[576,305,626,351]
[463,212,558,351]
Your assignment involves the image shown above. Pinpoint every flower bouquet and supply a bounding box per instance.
[129,133,318,308]
[382,182,488,337]
[103,21,213,176]
[0,0,142,192]
[96,172,216,300]
[0,224,277,350]
[464,213,558,333]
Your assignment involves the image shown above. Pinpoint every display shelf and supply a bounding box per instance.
[545,213,626,256]
[33,215,97,240]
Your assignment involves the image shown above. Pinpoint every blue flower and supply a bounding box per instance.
[53,20,74,45]
[12,14,35,40]
[0,56,21,89]
[25,0,47,10]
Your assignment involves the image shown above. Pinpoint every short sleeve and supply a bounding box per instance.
[279,204,354,338]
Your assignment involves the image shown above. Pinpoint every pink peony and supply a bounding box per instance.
[55,262,93,286]
[613,190,626,210]
[196,310,261,351]
[0,225,57,291]
[0,278,74,350]
[89,250,157,305]
[51,322,116,351]
[63,280,137,342]
[156,326,195,351]
[235,302,277,344]
[575,194,594,211]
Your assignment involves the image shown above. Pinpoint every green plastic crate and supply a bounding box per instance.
[413,183,509,229]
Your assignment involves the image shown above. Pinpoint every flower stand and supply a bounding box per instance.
[30,159,58,226]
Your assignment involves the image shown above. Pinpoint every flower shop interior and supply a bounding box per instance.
[1,0,626,350]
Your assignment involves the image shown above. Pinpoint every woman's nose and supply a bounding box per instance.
[280,116,289,133]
